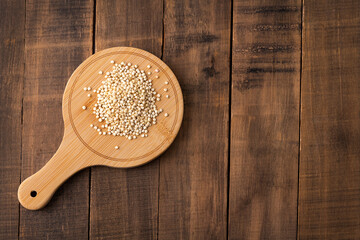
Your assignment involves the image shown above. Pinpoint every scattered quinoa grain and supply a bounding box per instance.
[99,71,103,74]
[165,81,169,84]
[82,106,87,110]
[164,113,169,117]
[110,60,115,64]
[114,146,119,149]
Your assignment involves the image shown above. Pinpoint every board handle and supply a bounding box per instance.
[18,141,90,210]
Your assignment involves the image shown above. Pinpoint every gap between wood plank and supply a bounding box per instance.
[157,1,165,239]
[296,1,304,239]
[88,1,96,240]
[226,0,234,239]
[18,1,27,238]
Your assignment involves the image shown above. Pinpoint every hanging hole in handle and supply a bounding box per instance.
[30,191,37,197]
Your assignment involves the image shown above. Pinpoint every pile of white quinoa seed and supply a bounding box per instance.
[82,61,172,143]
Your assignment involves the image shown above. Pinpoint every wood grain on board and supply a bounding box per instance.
[0,0,24,238]
[20,0,93,238]
[18,46,183,211]
[158,0,231,239]
[229,0,301,239]
[299,0,360,239]
[90,1,163,239]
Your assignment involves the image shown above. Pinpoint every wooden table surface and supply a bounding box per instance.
[0,0,359,239]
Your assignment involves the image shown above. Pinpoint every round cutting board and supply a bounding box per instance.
[18,47,183,210]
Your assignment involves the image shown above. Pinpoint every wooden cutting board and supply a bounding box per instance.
[18,47,184,210]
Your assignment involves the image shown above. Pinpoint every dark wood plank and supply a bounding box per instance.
[299,0,360,239]
[90,1,163,239]
[20,0,93,239]
[158,1,231,239]
[229,0,301,239]
[0,0,25,238]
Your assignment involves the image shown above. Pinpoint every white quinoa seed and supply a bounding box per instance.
[99,71,103,74]
[91,62,161,139]
[82,106,87,110]
[164,113,169,117]
[114,146,119,149]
